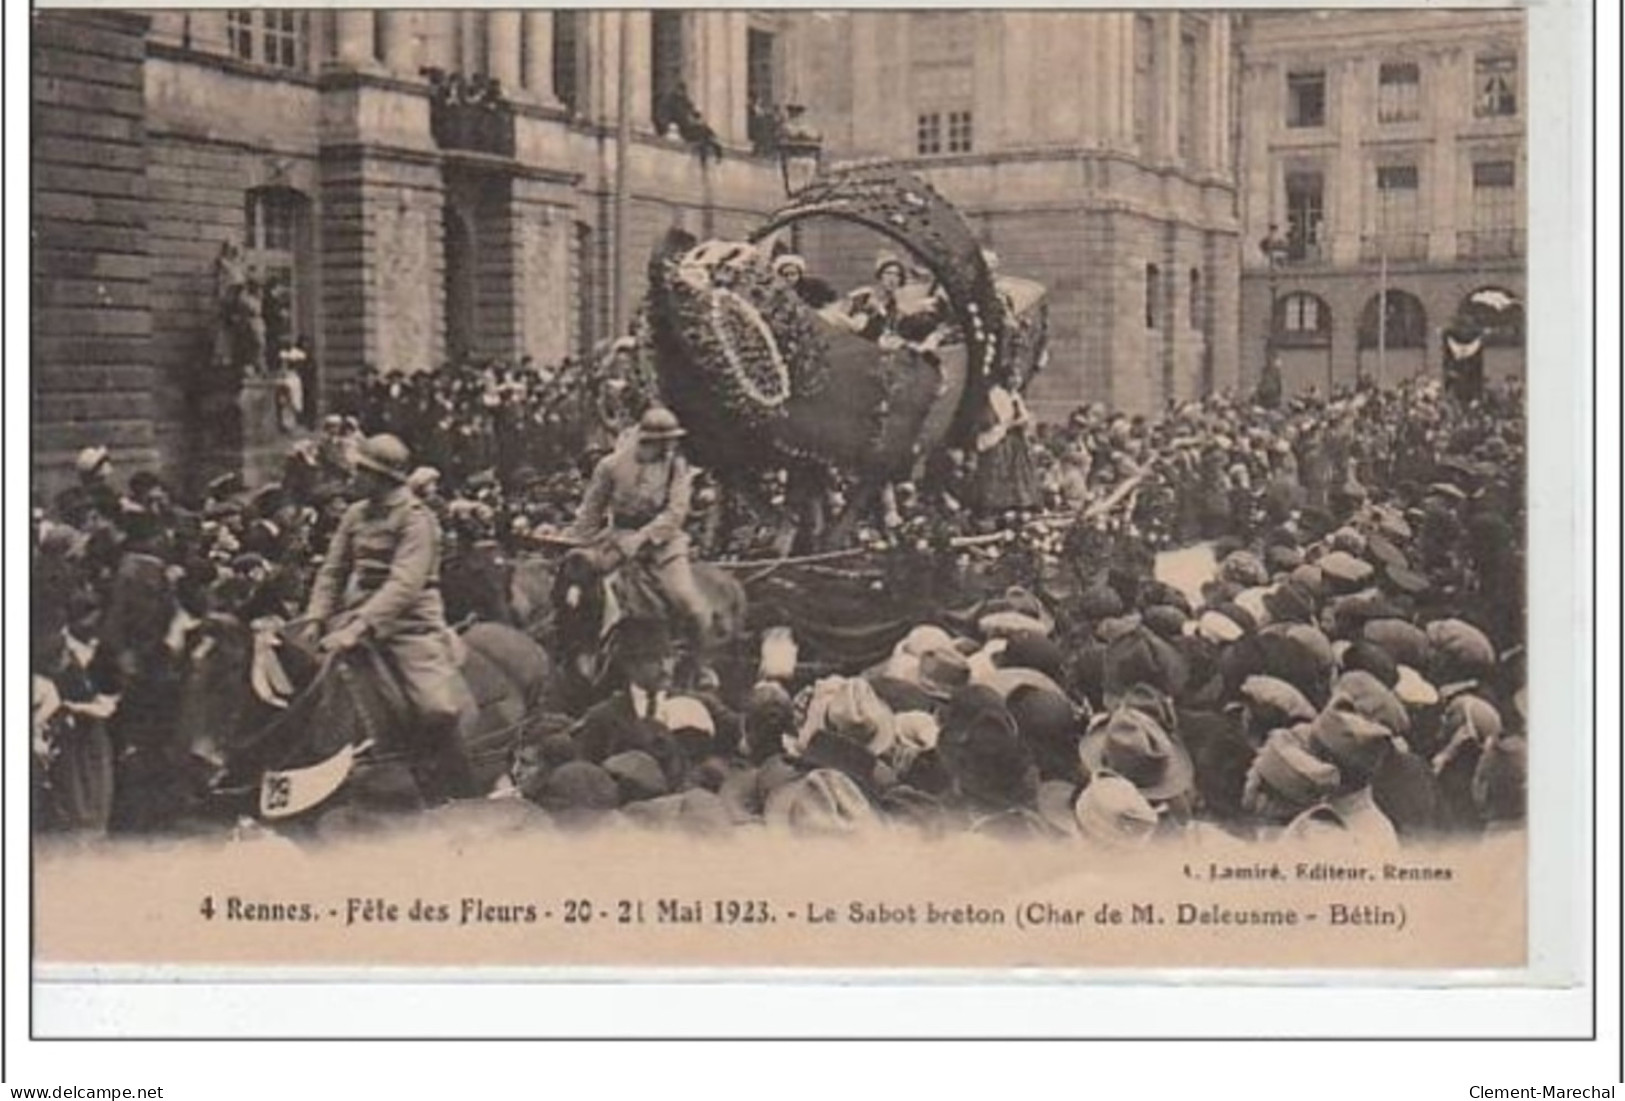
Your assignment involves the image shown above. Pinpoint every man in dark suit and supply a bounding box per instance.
[573,617,682,782]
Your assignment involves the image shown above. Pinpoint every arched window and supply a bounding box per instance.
[1145,263,1160,329]
[1357,289,1427,348]
[1273,291,1332,346]
[1188,268,1202,330]
[1459,286,1524,347]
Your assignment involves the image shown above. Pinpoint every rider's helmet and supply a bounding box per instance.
[637,406,688,442]
[353,434,412,482]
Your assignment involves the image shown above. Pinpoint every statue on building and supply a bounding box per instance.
[211,239,266,380]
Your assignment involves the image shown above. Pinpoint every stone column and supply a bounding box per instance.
[1117,14,1137,148]
[379,11,420,77]
[1160,14,1180,163]
[418,12,456,71]
[487,11,522,90]
[1093,13,1119,148]
[1331,58,1364,266]
[623,11,652,130]
[1428,47,1465,263]
[1205,16,1227,172]
[334,10,377,69]
[457,12,483,74]
[522,11,557,102]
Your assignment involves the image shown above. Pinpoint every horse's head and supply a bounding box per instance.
[551,548,607,660]
[172,614,319,776]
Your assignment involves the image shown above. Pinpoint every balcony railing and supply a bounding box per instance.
[1457,228,1525,260]
[423,69,516,158]
[1283,239,1325,264]
[1360,232,1429,263]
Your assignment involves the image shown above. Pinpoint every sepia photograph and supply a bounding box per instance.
[24,3,1579,1014]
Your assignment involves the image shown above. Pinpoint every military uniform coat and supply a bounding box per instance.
[307,486,468,722]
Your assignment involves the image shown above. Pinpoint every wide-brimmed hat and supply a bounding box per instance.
[353,434,412,482]
[794,675,897,760]
[764,769,882,836]
[1073,771,1161,848]
[637,405,688,441]
[773,253,808,276]
[1078,707,1194,802]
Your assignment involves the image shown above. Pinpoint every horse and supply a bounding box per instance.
[171,615,553,827]
[549,544,747,710]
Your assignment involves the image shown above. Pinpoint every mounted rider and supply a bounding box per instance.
[568,405,708,644]
[301,433,474,803]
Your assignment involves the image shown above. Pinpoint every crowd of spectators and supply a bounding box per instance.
[31,350,1526,845]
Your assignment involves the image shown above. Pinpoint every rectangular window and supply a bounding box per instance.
[1286,69,1326,128]
[747,28,776,113]
[1145,264,1160,329]
[1188,268,1202,330]
[1377,61,1420,123]
[1133,15,1155,150]
[1284,170,1325,260]
[917,113,942,156]
[227,11,255,61]
[553,12,580,113]
[1372,164,1424,259]
[1472,160,1517,227]
[1178,31,1198,160]
[651,11,686,130]
[1376,164,1421,231]
[1474,54,1518,117]
[225,10,304,69]
[911,13,974,155]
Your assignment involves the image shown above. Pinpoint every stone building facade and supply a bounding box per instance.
[1235,10,1527,396]
[33,9,795,494]
[788,11,1242,419]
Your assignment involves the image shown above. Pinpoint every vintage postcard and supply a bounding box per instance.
[24,1,1590,1029]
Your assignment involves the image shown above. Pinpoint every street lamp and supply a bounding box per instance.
[1258,223,1290,362]
[776,104,824,199]
[776,104,823,255]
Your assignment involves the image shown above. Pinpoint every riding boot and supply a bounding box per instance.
[411,715,476,806]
